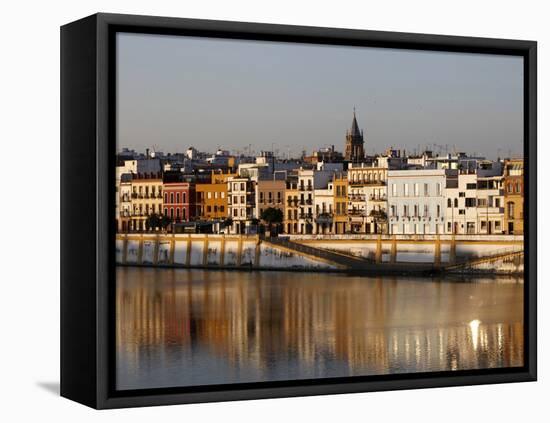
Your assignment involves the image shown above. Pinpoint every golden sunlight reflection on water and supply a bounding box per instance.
[116,267,524,390]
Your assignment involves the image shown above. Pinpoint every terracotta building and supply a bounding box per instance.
[162,172,195,223]
[255,179,286,220]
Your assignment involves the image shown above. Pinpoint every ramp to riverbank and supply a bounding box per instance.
[115,233,523,275]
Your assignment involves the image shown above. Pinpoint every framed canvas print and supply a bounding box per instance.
[60,13,537,409]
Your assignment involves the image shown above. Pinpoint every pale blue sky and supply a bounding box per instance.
[116,32,523,159]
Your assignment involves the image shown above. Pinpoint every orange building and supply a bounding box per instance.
[332,173,348,234]
[503,159,524,234]
[195,171,236,221]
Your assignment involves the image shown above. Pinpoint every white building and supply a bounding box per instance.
[313,184,334,234]
[387,169,453,235]
[296,168,334,234]
[444,164,505,235]
[444,172,478,235]
[227,177,255,234]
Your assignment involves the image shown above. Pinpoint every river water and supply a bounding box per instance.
[116,267,524,391]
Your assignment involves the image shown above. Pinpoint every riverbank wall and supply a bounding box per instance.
[115,233,523,274]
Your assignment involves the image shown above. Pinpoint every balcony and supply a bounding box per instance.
[369,209,388,221]
[348,209,366,217]
[298,213,313,220]
[315,213,333,224]
[349,194,365,201]
[477,206,505,214]
[350,180,386,186]
[287,199,299,207]
[369,195,387,201]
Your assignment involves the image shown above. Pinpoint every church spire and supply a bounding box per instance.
[350,107,362,138]
[344,108,365,162]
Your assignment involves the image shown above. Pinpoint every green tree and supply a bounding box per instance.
[260,207,283,234]
[160,215,172,231]
[146,213,161,231]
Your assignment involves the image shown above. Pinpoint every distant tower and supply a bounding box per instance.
[344,109,365,162]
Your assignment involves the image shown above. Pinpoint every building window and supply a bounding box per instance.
[466,183,476,190]
[516,182,521,193]
[454,198,458,207]
[183,193,186,203]
[436,183,441,196]
[447,199,452,208]
[176,193,180,203]
[465,198,476,207]
[507,202,515,218]
[404,184,409,197]
[240,183,245,191]
[424,205,428,217]
[164,193,168,203]
[424,183,429,196]
[220,206,224,213]
[414,183,419,196]
[437,205,441,217]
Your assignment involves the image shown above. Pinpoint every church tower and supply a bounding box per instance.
[344,109,365,162]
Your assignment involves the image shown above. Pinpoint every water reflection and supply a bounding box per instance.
[116,268,524,390]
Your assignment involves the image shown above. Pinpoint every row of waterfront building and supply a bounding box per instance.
[116,151,524,236]
[116,111,523,236]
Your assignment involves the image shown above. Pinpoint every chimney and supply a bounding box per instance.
[146,148,150,158]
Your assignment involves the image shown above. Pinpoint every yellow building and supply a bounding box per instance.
[284,175,300,234]
[195,171,236,221]
[332,173,348,234]
[129,173,163,231]
[503,159,524,235]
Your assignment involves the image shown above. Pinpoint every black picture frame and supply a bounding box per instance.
[60,12,537,409]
